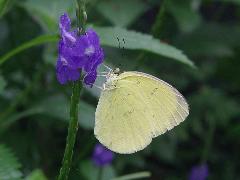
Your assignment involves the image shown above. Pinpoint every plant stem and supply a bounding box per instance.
[58,1,87,180]
[76,0,87,35]
[58,80,82,180]
[97,167,103,180]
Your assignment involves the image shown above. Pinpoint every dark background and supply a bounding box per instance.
[0,0,240,179]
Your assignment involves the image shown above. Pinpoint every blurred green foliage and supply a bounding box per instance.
[0,0,240,179]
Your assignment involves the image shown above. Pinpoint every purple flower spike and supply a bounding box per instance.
[56,57,81,85]
[92,143,114,167]
[59,13,77,46]
[84,70,97,86]
[189,163,209,180]
[56,13,104,85]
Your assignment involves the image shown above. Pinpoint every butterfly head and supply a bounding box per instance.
[104,68,121,90]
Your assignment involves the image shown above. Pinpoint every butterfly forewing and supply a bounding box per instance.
[94,71,189,154]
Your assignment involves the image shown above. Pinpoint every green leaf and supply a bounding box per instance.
[96,0,148,27]
[112,171,151,180]
[21,0,74,32]
[94,26,194,67]
[34,95,95,129]
[0,34,58,66]
[0,144,22,180]
[175,23,240,57]
[79,160,116,180]
[25,169,47,180]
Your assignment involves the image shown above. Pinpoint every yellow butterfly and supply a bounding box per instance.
[94,68,189,154]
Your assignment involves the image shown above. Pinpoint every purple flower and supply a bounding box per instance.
[92,143,114,167]
[189,163,209,180]
[56,13,104,85]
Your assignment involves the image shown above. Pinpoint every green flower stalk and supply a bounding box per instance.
[58,80,82,180]
[57,0,104,178]
[57,1,86,180]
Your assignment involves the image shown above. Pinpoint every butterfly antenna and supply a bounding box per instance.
[117,36,121,49]
[122,38,125,50]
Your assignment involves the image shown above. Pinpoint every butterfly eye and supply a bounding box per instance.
[113,68,120,75]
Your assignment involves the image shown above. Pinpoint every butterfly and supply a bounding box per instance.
[94,68,189,154]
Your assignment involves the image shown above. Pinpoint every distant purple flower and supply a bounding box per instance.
[189,164,209,180]
[56,13,104,85]
[92,143,114,167]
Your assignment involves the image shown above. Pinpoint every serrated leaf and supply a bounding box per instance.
[96,0,148,27]
[94,26,194,67]
[0,26,194,67]
[0,144,22,180]
[25,169,47,180]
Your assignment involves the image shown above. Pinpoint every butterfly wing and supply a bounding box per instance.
[94,71,189,154]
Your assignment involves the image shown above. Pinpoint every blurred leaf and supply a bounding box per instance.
[115,154,145,170]
[0,0,13,17]
[112,171,151,180]
[221,0,240,5]
[175,23,240,57]
[94,26,195,67]
[0,75,6,94]
[0,108,44,132]
[21,0,74,32]
[0,144,22,180]
[189,87,240,132]
[228,124,240,138]
[25,169,47,180]
[79,160,116,180]
[151,136,176,163]
[166,0,201,32]
[0,34,58,66]
[96,0,148,27]
[34,95,95,129]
